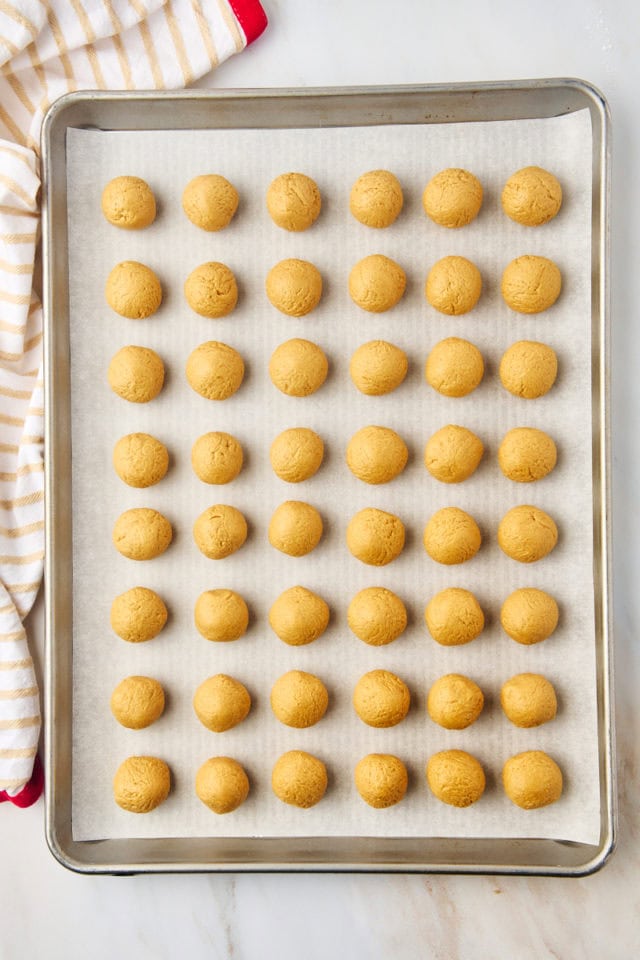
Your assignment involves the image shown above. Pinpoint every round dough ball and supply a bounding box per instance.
[186,341,245,400]
[110,587,168,643]
[113,756,170,813]
[272,750,328,808]
[194,589,249,642]
[184,262,238,318]
[110,676,165,729]
[108,345,164,403]
[105,261,162,319]
[502,750,563,809]
[423,507,482,565]
[498,428,557,482]
[182,174,239,231]
[424,588,485,646]
[349,254,406,313]
[270,428,324,483]
[112,508,172,560]
[266,258,322,317]
[193,504,248,559]
[354,754,408,808]
[501,166,562,226]
[101,176,156,230]
[499,340,558,399]
[350,340,408,396]
[266,172,321,232]
[268,585,330,646]
[196,757,249,814]
[501,255,561,314]
[500,673,558,728]
[191,432,243,484]
[500,588,559,645]
[425,337,484,398]
[193,674,251,732]
[349,170,403,228]
[346,425,408,485]
[424,424,484,483]
[426,256,482,315]
[497,505,558,563]
[113,432,169,488]
[427,674,484,729]
[346,507,405,566]
[426,750,485,807]
[422,168,483,228]
[353,669,410,728]
[269,338,328,397]
[347,587,407,647]
[270,670,329,728]
[268,500,323,557]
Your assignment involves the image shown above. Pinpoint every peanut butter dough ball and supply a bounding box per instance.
[193,674,251,732]
[110,676,165,729]
[101,176,156,230]
[427,674,484,730]
[350,340,408,396]
[501,166,562,226]
[425,337,484,398]
[266,173,321,232]
[185,261,238,318]
[113,432,168,488]
[422,168,483,228]
[113,756,170,813]
[182,174,239,231]
[423,507,482,565]
[186,341,245,400]
[502,750,563,809]
[354,754,408,808]
[196,757,249,813]
[426,256,482,315]
[270,428,324,483]
[346,507,405,566]
[105,261,162,319]
[425,587,485,646]
[193,504,248,559]
[500,588,559,645]
[349,170,404,228]
[424,424,484,483]
[272,750,328,808]
[266,258,323,317]
[349,254,406,313]
[110,587,168,644]
[500,673,558,728]
[347,587,407,647]
[112,508,172,560]
[498,427,557,482]
[194,589,249,642]
[270,670,329,728]
[108,345,164,403]
[346,425,408,485]
[497,505,558,563]
[353,669,410,728]
[268,500,323,557]
[191,432,243,484]
[269,338,328,397]
[426,750,485,807]
[501,255,562,314]
[499,340,558,399]
[268,585,330,646]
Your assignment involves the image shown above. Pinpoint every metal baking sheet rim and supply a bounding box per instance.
[41,80,615,876]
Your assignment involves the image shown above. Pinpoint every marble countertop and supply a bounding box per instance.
[3,2,638,957]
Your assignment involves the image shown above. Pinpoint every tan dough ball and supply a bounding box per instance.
[269,338,328,397]
[347,587,407,647]
[423,508,482,565]
[346,507,405,566]
[268,500,323,557]
[354,754,408,808]
[497,505,558,563]
[112,508,172,560]
[500,673,558,728]
[105,261,162,319]
[353,669,410,728]
[110,676,165,729]
[426,256,482,315]
[268,585,330,646]
[500,588,559,645]
[266,172,321,232]
[427,674,484,729]
[186,341,245,400]
[426,750,485,807]
[501,255,561,314]
[272,750,328,808]
[193,504,248,559]
[346,425,408,484]
[185,262,238,318]
[110,587,168,643]
[113,433,168,488]
[502,750,563,809]
[266,259,322,317]
[101,176,156,230]
[502,166,562,226]
[194,589,249,642]
[425,337,484,398]
[193,674,251,732]
[349,340,408,396]
[349,170,404,228]
[499,341,558,399]
[422,168,483,228]
[424,587,485,646]
[270,428,324,482]
[424,424,484,483]
[108,345,164,403]
[196,757,249,813]
[498,428,557,482]
[191,432,243,484]
[349,254,406,313]
[182,174,239,231]
[270,670,329,728]
[113,756,170,813]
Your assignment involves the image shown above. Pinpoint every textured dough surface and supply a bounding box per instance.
[497,505,558,563]
[499,340,558,399]
[425,337,484,397]
[501,166,562,226]
[184,261,238,318]
[196,757,250,813]
[110,586,168,643]
[269,338,328,397]
[502,750,563,809]
[268,585,330,646]
[105,260,162,319]
[112,507,172,560]
[346,507,405,566]
[194,589,249,642]
[101,176,156,230]
[500,673,558,728]
[423,507,482,565]
[501,255,561,314]
[424,424,484,483]
[266,173,321,231]
[266,258,322,316]
[498,427,557,482]
[270,670,329,728]
[268,500,323,556]
[426,750,485,807]
[346,425,408,484]
[193,504,248,559]
[110,676,165,729]
[186,340,245,400]
[349,254,406,312]
[350,339,408,395]
[427,674,484,729]
[353,669,410,728]
[270,427,324,482]
[182,174,239,231]
[191,431,243,484]
[425,587,485,646]
[349,170,403,228]
[193,674,251,732]
[426,256,482,315]
[347,586,407,646]
[113,432,168,488]
[271,750,328,808]
[108,345,164,403]
[500,587,559,645]
[354,754,408,808]
[113,756,170,813]
[422,168,483,228]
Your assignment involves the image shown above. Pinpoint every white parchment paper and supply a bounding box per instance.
[67,109,601,843]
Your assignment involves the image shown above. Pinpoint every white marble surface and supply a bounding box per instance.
[2,1,639,957]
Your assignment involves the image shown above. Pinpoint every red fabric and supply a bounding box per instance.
[227,0,268,45]
[0,754,43,808]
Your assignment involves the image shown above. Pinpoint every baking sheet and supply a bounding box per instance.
[66,109,600,843]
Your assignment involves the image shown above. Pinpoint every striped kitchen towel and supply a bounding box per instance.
[0,0,267,805]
